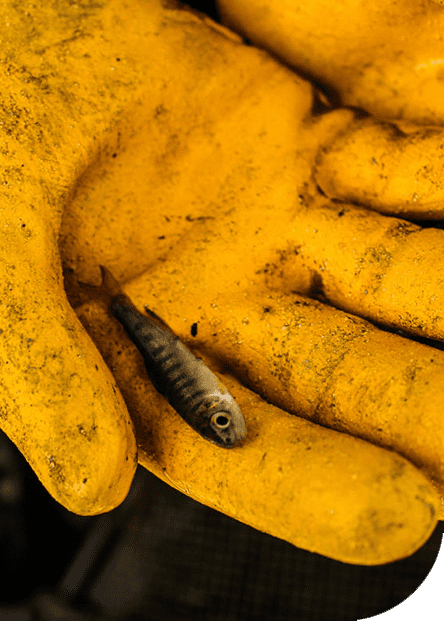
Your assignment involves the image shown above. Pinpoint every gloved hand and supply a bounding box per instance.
[217,0,444,126]
[1,0,443,565]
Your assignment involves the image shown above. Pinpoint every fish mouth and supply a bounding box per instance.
[232,424,248,447]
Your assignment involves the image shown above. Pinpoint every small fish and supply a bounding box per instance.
[97,266,247,448]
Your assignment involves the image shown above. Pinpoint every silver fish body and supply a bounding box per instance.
[100,267,247,448]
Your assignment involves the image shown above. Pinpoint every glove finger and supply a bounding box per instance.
[100,183,444,343]
[0,222,137,514]
[198,288,444,517]
[315,116,444,220]
[217,0,444,125]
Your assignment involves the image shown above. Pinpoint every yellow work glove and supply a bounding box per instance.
[1,0,444,566]
[217,0,444,126]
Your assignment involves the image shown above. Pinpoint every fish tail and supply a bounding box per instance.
[99,265,124,299]
[77,265,124,305]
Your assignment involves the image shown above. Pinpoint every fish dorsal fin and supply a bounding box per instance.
[99,265,124,298]
[143,305,178,337]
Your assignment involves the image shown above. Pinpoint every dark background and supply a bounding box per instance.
[179,0,220,21]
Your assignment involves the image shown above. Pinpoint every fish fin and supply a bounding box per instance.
[144,304,178,337]
[77,265,123,303]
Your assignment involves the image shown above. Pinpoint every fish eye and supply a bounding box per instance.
[211,412,231,429]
